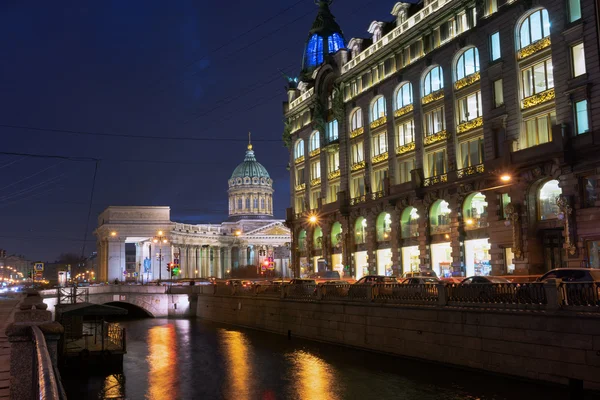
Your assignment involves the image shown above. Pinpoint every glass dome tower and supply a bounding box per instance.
[301,0,346,75]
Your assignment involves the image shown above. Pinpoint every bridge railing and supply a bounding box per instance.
[31,325,67,400]
[199,280,600,312]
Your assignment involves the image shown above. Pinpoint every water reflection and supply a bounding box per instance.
[101,374,125,399]
[147,324,179,400]
[288,350,340,400]
[219,329,253,400]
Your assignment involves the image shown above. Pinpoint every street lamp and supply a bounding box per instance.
[153,231,168,282]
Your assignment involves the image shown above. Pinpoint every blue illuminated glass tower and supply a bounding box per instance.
[301,0,345,76]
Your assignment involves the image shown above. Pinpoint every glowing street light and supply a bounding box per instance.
[500,174,512,183]
[308,215,318,224]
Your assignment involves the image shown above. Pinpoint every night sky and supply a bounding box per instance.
[0,0,410,261]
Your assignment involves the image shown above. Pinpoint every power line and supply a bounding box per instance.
[0,160,64,192]
[81,161,99,258]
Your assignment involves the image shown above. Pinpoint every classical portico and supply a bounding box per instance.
[94,141,291,282]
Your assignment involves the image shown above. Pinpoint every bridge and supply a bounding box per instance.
[40,286,194,318]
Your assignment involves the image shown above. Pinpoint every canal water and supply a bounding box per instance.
[62,318,598,400]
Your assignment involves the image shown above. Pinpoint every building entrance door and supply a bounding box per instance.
[542,229,564,271]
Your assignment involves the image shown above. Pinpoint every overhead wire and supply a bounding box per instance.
[0,160,65,192]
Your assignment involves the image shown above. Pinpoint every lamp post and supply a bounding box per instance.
[153,231,168,283]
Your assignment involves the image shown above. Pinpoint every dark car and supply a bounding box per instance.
[538,268,600,282]
[354,275,398,284]
[402,276,440,285]
[453,276,512,302]
[309,271,341,280]
[460,276,511,285]
[289,278,316,285]
[402,270,438,279]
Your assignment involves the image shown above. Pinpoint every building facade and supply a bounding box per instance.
[95,142,291,282]
[285,0,600,279]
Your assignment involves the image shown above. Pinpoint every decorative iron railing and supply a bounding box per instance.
[517,37,551,60]
[456,164,484,178]
[423,174,447,187]
[350,195,367,205]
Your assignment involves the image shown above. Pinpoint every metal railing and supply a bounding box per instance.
[559,282,600,307]
[198,280,600,311]
[31,326,67,400]
[447,283,547,305]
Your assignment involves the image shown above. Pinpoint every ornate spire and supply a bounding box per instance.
[248,132,253,151]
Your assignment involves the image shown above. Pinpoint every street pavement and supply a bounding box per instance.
[0,295,20,400]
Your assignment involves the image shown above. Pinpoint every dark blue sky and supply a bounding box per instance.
[0,0,407,261]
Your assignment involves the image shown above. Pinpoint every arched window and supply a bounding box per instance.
[328,33,345,54]
[313,226,323,249]
[371,96,387,122]
[376,213,392,241]
[539,180,562,220]
[245,199,250,209]
[326,120,339,141]
[309,131,320,152]
[298,230,307,251]
[430,200,451,234]
[350,109,363,131]
[423,66,444,97]
[331,222,342,247]
[395,82,413,110]
[519,9,551,49]
[305,34,324,67]
[355,217,367,244]
[401,207,419,238]
[455,47,480,81]
[463,192,488,229]
[294,140,304,160]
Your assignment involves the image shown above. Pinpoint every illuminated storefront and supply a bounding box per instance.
[465,239,491,276]
[376,249,393,276]
[401,246,420,274]
[431,242,452,277]
[354,251,367,279]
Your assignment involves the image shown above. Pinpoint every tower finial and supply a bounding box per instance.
[247,132,253,151]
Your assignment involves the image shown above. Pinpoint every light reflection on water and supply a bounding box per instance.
[146,324,179,400]
[61,318,594,400]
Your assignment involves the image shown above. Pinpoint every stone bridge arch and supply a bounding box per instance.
[104,301,155,318]
[86,292,169,318]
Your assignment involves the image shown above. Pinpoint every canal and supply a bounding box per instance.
[62,318,599,400]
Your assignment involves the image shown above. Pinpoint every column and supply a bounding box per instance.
[135,243,144,281]
[107,239,125,282]
[224,247,232,276]
[214,246,222,278]
[189,247,197,278]
[449,197,464,276]
[97,240,107,282]
[179,245,187,279]
[389,206,401,276]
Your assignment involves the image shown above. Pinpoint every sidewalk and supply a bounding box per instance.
[0,295,20,400]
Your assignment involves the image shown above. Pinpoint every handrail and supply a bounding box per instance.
[31,326,66,400]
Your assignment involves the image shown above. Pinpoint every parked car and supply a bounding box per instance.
[289,278,316,285]
[318,280,350,297]
[538,268,600,282]
[225,279,243,286]
[455,276,512,301]
[403,276,440,285]
[460,276,511,284]
[309,271,341,282]
[441,277,465,284]
[402,270,438,279]
[538,268,600,306]
[354,275,398,284]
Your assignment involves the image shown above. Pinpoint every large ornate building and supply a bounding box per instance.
[285,0,600,279]
[95,141,291,282]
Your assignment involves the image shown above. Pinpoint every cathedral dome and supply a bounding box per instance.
[301,0,345,74]
[230,144,271,181]
[228,139,274,220]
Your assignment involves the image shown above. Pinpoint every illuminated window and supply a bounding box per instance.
[423,66,444,96]
[430,200,451,234]
[457,91,482,122]
[372,132,388,156]
[294,140,304,160]
[351,142,364,164]
[328,182,339,203]
[326,120,338,141]
[296,167,305,186]
[355,217,367,244]
[538,180,561,220]
[309,131,320,152]
[376,212,392,241]
[571,43,586,77]
[490,32,501,61]
[395,82,413,110]
[397,158,415,184]
[350,109,363,131]
[521,59,554,98]
[425,149,447,178]
[305,34,324,67]
[568,0,581,22]
[518,9,550,49]
[310,161,321,180]
[396,119,415,146]
[455,47,480,81]
[424,107,445,136]
[351,176,365,198]
[522,112,555,148]
[458,137,484,169]
[574,100,589,135]
[328,33,344,54]
[328,151,340,173]
[401,207,419,238]
[493,79,504,108]
[463,192,489,229]
[371,96,387,121]
[372,168,388,193]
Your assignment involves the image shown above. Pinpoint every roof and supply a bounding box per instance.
[230,148,271,180]
[56,302,128,317]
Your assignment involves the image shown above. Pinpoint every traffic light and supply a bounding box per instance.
[166,263,172,272]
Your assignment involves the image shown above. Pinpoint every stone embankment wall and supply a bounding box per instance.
[196,294,600,390]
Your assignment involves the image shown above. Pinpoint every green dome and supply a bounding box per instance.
[230,148,271,180]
